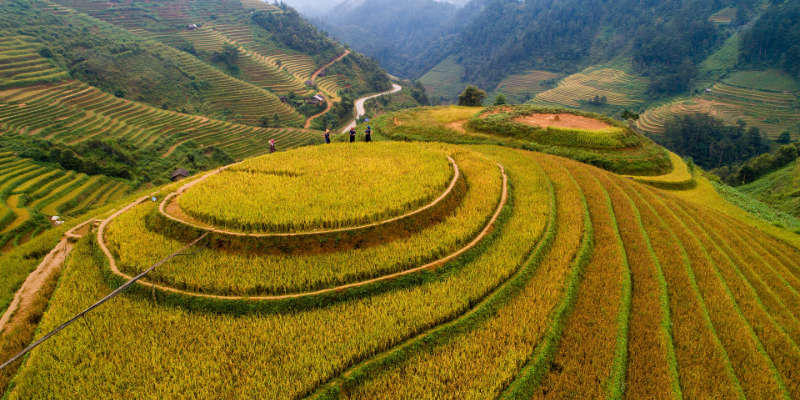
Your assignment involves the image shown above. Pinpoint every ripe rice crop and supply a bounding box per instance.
[332,152,587,400]
[531,162,630,399]
[106,148,502,295]
[625,151,695,189]
[8,145,554,400]
[619,180,746,398]
[177,143,454,233]
[5,137,800,398]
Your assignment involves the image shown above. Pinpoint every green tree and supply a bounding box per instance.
[458,85,487,107]
[493,93,507,106]
[777,131,792,144]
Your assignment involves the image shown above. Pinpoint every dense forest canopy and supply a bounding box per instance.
[252,6,339,63]
[740,1,800,78]
[661,114,769,170]
[319,0,462,77]
[320,0,774,97]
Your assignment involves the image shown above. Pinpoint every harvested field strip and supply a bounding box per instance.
[672,202,800,398]
[530,163,627,399]
[620,181,745,398]
[642,188,789,399]
[598,173,681,399]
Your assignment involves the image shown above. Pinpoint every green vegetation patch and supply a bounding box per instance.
[723,70,800,92]
[373,105,671,176]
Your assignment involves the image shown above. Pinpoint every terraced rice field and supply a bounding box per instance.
[45,1,306,126]
[210,23,321,83]
[5,141,799,399]
[0,154,128,251]
[710,7,737,24]
[637,80,800,139]
[0,80,320,161]
[531,68,648,108]
[0,35,67,89]
[493,70,561,103]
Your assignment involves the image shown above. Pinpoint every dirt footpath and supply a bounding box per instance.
[0,220,94,335]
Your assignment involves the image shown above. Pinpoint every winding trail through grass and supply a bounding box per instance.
[0,219,95,335]
[304,50,350,129]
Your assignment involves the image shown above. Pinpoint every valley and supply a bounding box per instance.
[0,0,799,398]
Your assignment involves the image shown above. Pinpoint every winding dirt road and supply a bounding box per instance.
[304,51,351,129]
[341,83,402,134]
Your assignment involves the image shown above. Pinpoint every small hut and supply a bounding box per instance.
[307,94,325,105]
[171,168,190,181]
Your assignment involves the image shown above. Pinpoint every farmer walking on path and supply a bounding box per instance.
[364,126,372,142]
[349,127,356,143]
[324,129,331,144]
[269,138,276,153]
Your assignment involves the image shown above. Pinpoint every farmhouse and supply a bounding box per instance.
[307,94,326,105]
[171,168,191,181]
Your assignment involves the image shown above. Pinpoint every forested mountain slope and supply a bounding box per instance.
[0,0,393,251]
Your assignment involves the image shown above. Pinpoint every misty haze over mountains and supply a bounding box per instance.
[280,0,470,16]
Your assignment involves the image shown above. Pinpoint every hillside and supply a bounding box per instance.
[320,0,460,78]
[738,158,800,219]
[0,0,400,252]
[1,119,799,397]
[0,0,391,129]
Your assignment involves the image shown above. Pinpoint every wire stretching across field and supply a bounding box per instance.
[7,147,550,400]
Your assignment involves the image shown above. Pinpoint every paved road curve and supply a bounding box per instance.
[341,83,402,134]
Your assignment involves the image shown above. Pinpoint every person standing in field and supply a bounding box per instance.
[349,127,356,143]
[364,126,372,142]
[269,138,276,153]
[324,129,331,144]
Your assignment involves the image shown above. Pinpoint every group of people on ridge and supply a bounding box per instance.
[322,126,372,144]
[271,126,372,154]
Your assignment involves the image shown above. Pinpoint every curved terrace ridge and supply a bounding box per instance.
[97,164,508,302]
[159,156,461,238]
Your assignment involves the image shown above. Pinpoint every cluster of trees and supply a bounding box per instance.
[210,45,240,75]
[662,114,769,170]
[740,1,800,78]
[715,143,800,185]
[458,85,486,106]
[430,0,755,94]
[587,96,608,106]
[632,17,719,94]
[7,139,137,179]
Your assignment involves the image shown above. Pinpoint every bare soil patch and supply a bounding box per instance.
[446,121,466,133]
[514,113,612,131]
